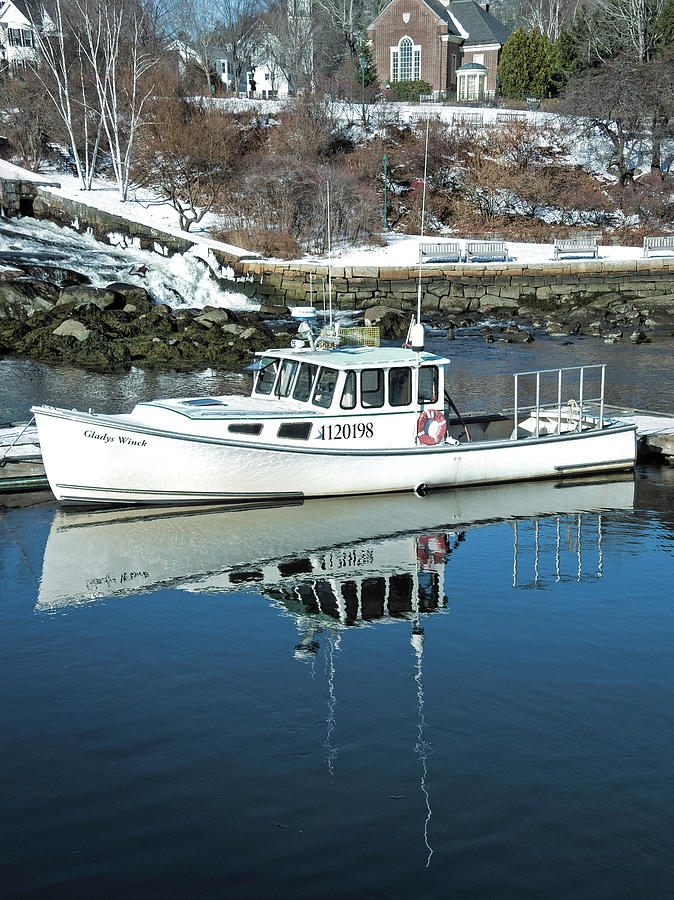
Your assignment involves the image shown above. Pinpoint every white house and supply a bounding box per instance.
[0,0,37,72]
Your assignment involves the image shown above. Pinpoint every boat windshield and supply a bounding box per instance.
[255,358,279,395]
[293,362,319,402]
[277,360,299,397]
[312,367,338,409]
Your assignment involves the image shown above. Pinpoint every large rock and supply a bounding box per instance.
[0,279,60,318]
[363,305,408,339]
[198,306,233,324]
[53,319,91,341]
[57,285,127,310]
[105,282,153,309]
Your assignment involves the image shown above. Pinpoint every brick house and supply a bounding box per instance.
[366,0,511,99]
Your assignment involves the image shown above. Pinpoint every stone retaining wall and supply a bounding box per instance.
[4,173,674,315]
[0,175,254,267]
[235,258,674,314]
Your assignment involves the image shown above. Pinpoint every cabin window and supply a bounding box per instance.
[255,357,279,395]
[277,359,299,397]
[293,362,318,401]
[312,367,338,408]
[278,422,312,440]
[361,369,384,408]
[228,423,262,435]
[389,367,412,407]
[418,366,438,404]
[340,371,356,409]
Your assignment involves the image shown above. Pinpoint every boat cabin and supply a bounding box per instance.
[250,345,451,417]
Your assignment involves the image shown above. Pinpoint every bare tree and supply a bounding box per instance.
[261,0,314,94]
[32,0,104,188]
[560,55,648,184]
[594,0,667,61]
[172,0,221,94]
[313,0,361,56]
[212,0,264,92]
[77,0,156,199]
[134,96,239,230]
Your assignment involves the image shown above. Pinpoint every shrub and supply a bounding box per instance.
[215,227,301,260]
[389,80,433,102]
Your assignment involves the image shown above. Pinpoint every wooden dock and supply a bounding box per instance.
[602,406,674,462]
[0,423,49,496]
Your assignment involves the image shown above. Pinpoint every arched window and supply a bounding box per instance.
[390,36,421,83]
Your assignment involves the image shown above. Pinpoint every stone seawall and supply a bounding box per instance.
[234,258,674,315]
[3,172,674,316]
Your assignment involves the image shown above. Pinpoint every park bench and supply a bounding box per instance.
[553,237,599,259]
[642,235,674,257]
[465,240,508,262]
[454,111,483,127]
[419,93,435,103]
[495,111,525,125]
[419,241,462,264]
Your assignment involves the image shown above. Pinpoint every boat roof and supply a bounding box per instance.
[255,345,451,370]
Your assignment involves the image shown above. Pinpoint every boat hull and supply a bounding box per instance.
[33,407,637,506]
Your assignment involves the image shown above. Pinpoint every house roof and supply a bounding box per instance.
[456,61,488,71]
[367,0,511,46]
[0,0,31,25]
[449,0,511,46]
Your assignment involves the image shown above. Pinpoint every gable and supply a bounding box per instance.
[368,0,461,35]
[0,0,32,27]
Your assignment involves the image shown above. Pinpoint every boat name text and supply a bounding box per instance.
[317,422,374,441]
[84,429,147,448]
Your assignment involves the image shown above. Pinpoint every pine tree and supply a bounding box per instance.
[656,0,674,52]
[497,27,530,98]
[525,28,556,97]
[354,41,378,88]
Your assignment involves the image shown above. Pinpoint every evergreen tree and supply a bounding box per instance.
[497,26,557,99]
[497,27,529,98]
[354,40,378,87]
[656,0,674,52]
[525,27,556,96]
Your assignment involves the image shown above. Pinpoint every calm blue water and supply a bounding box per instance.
[2,246,674,899]
[1,470,674,899]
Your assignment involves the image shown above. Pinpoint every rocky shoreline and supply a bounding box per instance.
[0,261,291,372]
[2,257,674,373]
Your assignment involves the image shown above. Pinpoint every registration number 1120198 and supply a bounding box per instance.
[316,422,374,440]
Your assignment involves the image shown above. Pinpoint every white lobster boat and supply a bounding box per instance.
[32,312,637,507]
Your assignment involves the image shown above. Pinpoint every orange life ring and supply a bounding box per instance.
[417,409,447,446]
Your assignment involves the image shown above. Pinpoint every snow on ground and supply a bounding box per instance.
[0,144,652,273]
[302,232,643,267]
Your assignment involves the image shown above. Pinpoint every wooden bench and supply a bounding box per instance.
[553,237,598,259]
[419,241,462,264]
[495,111,525,125]
[465,240,507,262]
[454,111,483,127]
[643,235,674,257]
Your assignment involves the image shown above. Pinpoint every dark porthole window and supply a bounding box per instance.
[278,422,312,440]
[228,423,263,435]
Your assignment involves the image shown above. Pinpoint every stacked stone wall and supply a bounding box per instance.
[235,258,674,315]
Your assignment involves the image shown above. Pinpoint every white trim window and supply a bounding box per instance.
[390,35,421,82]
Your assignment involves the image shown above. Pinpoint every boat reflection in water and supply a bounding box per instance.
[36,475,634,614]
[36,475,635,867]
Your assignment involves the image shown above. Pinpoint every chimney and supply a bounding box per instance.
[480,2,489,11]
